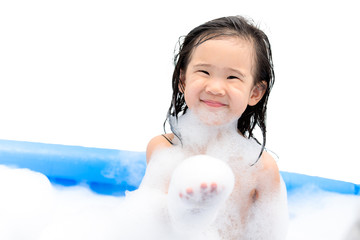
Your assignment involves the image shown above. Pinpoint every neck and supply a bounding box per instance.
[170,110,239,149]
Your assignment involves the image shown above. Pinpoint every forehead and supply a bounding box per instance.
[188,37,255,73]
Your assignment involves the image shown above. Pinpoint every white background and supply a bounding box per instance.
[0,0,359,183]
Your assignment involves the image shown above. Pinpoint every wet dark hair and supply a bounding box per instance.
[164,16,274,164]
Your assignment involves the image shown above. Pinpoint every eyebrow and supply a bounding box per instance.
[193,63,247,79]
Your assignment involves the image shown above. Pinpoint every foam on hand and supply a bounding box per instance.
[167,155,235,234]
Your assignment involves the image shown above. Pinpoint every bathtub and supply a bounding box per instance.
[0,139,359,240]
[0,139,358,196]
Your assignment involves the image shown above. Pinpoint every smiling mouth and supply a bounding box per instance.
[201,99,227,108]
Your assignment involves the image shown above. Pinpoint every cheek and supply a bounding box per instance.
[183,89,193,108]
[183,83,200,107]
[231,92,249,116]
[236,104,247,117]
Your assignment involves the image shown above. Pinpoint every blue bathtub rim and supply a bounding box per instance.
[0,139,358,196]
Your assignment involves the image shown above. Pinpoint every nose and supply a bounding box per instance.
[205,78,225,96]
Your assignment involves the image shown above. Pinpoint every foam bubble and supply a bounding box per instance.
[0,165,54,240]
[142,110,288,239]
[0,110,289,240]
[167,155,235,234]
[140,146,186,192]
[192,105,240,126]
[170,109,261,164]
[287,187,360,240]
[346,212,360,240]
[1,156,359,240]
[38,186,172,240]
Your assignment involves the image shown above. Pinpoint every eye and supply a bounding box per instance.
[198,70,210,75]
[227,75,240,80]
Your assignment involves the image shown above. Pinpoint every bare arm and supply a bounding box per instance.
[257,151,281,190]
[249,151,288,239]
[141,133,175,192]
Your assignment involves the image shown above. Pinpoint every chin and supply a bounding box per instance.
[194,108,238,127]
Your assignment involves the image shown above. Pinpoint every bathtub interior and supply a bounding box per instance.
[0,139,360,240]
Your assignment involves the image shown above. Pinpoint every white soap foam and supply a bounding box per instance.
[1,111,359,239]
[345,211,360,240]
[139,110,289,239]
[0,165,54,240]
[167,155,235,234]
[287,186,360,240]
[0,163,359,240]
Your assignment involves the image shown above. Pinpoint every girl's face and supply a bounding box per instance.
[181,37,265,126]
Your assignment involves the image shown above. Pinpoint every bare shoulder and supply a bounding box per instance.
[257,150,281,189]
[146,133,174,164]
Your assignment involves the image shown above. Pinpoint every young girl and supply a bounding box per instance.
[143,16,288,239]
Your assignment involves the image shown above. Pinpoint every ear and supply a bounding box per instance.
[178,69,186,93]
[249,81,267,106]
